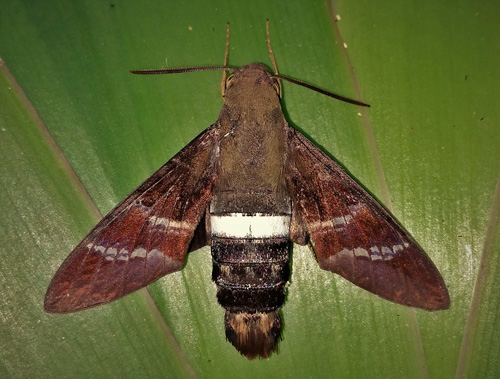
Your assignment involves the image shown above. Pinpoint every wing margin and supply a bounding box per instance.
[285,127,449,310]
[45,125,220,313]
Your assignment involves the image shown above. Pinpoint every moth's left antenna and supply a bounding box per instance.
[266,20,282,98]
[266,20,279,76]
[221,23,230,96]
[130,24,234,77]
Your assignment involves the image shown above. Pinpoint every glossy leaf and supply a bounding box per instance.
[0,0,499,378]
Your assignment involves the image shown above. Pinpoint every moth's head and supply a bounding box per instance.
[223,63,282,106]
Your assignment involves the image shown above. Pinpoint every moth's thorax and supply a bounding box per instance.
[212,64,289,214]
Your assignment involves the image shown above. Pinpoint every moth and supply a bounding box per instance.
[45,23,450,359]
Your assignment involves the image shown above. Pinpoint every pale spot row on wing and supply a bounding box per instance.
[147,215,193,230]
[85,243,164,262]
[337,242,410,262]
[307,214,354,232]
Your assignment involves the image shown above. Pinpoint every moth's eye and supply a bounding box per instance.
[226,74,235,87]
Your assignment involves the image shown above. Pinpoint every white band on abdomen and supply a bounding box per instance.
[210,213,290,239]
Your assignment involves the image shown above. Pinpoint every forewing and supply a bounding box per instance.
[285,127,449,310]
[45,126,220,313]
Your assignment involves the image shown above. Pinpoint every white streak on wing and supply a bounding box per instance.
[87,243,106,255]
[105,247,118,261]
[86,244,125,261]
[307,219,333,233]
[131,247,147,259]
[308,214,353,233]
[97,247,164,261]
[83,216,191,263]
[148,215,191,230]
[148,249,163,259]
[381,246,393,260]
[338,248,353,257]
[333,215,353,225]
[348,204,363,213]
[392,244,404,256]
[211,213,290,238]
[369,246,383,261]
[354,247,369,258]
[336,242,409,262]
[117,248,129,261]
[85,239,174,262]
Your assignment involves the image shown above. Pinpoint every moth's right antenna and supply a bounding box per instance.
[266,20,282,98]
[221,23,230,96]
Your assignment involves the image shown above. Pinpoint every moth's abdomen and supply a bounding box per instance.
[210,213,290,359]
[212,239,289,310]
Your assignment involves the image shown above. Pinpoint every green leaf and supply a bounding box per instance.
[1,0,499,378]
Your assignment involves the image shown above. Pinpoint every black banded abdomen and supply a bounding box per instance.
[212,238,289,311]
[209,212,290,358]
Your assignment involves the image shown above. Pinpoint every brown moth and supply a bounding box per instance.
[45,23,449,359]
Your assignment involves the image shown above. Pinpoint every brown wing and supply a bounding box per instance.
[285,127,449,310]
[45,125,220,313]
